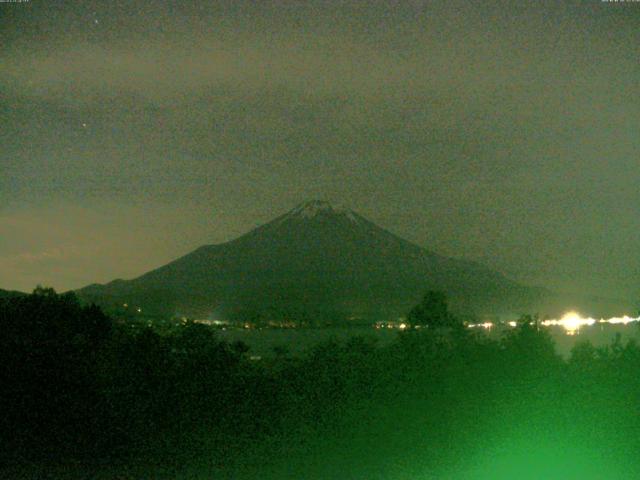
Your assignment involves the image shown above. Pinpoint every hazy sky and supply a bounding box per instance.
[1,1,639,300]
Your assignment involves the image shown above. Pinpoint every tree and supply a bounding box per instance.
[273,345,290,359]
[175,321,218,354]
[501,314,559,373]
[0,287,114,461]
[407,290,457,328]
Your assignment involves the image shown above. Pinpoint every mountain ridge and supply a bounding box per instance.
[76,201,570,322]
[0,288,27,299]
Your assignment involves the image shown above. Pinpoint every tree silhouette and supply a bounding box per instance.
[407,290,457,328]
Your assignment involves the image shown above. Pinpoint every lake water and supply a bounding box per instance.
[218,323,640,359]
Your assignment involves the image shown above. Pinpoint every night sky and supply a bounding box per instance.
[1,1,639,301]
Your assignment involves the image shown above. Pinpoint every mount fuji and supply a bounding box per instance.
[78,200,550,322]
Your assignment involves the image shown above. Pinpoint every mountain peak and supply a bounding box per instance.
[288,200,357,222]
[77,198,548,320]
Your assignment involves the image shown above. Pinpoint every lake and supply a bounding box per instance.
[217,323,640,359]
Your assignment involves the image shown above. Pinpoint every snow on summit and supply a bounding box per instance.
[288,200,359,223]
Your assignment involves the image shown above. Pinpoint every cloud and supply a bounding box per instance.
[1,1,639,298]
[14,248,67,263]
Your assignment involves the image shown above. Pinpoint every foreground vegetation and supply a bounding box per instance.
[2,289,640,479]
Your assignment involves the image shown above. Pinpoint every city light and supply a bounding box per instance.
[469,322,494,329]
[541,311,596,335]
[603,315,637,325]
[468,311,640,335]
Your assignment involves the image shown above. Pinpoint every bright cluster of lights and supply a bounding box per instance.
[541,311,596,333]
[374,321,411,330]
[543,311,640,334]
[468,322,494,329]
[467,311,640,335]
[604,315,639,325]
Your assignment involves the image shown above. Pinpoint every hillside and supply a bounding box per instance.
[78,200,552,322]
